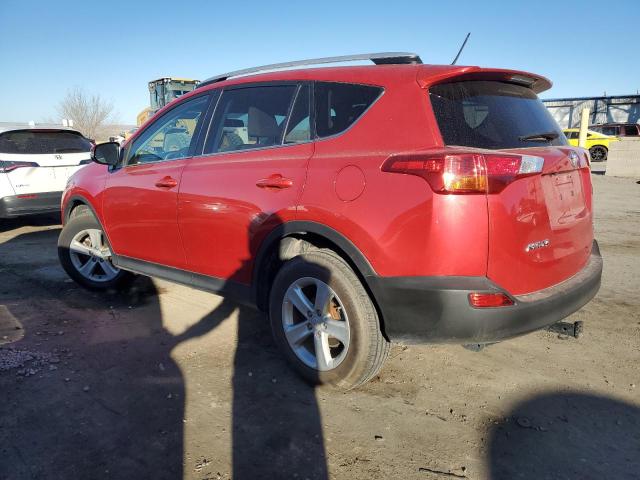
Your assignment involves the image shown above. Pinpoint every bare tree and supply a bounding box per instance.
[56,87,115,140]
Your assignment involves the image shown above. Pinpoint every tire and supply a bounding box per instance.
[589,145,608,162]
[58,207,134,290]
[269,249,389,389]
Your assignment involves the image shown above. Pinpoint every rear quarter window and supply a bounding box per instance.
[0,130,92,154]
[314,82,383,138]
[430,81,567,149]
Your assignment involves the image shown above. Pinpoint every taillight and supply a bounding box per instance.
[468,292,514,308]
[381,151,544,194]
[0,161,39,173]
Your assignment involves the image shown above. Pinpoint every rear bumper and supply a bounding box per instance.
[0,192,62,218]
[367,241,603,344]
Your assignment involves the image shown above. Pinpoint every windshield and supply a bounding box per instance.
[430,81,567,149]
[0,130,92,154]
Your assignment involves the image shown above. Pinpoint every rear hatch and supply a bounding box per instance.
[429,80,593,295]
[0,129,91,194]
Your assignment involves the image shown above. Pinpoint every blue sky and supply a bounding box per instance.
[1,0,639,125]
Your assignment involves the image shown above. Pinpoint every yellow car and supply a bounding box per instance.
[563,128,618,162]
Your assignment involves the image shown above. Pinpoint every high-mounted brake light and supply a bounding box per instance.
[0,161,39,173]
[381,151,544,194]
[468,292,514,308]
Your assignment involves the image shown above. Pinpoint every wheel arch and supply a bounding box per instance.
[252,221,388,339]
[63,194,99,224]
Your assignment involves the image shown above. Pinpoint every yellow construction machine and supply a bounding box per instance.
[136,78,200,126]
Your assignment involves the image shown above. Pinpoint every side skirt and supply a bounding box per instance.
[112,255,255,308]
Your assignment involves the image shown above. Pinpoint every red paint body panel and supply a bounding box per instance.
[62,62,593,305]
[298,71,488,277]
[178,143,312,284]
[102,160,188,269]
[487,151,593,295]
[61,162,108,224]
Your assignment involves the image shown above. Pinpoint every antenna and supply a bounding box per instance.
[451,32,471,65]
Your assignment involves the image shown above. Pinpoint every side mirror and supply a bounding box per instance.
[92,142,120,166]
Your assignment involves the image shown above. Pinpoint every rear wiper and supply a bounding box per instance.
[519,131,559,142]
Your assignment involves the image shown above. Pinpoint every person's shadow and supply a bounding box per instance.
[1,213,328,479]
[178,211,328,479]
[488,392,640,479]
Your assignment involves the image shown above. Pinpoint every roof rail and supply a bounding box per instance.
[197,52,422,88]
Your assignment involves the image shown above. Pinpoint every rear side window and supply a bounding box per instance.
[600,126,618,136]
[430,81,567,149]
[314,82,383,138]
[284,84,311,144]
[203,85,297,154]
[624,125,638,136]
[565,131,579,140]
[0,130,92,154]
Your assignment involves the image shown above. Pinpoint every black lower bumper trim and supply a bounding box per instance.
[367,241,603,344]
[0,192,62,218]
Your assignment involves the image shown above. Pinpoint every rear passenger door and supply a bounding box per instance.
[178,83,313,285]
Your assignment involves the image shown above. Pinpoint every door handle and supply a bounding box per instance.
[155,176,178,189]
[256,174,293,189]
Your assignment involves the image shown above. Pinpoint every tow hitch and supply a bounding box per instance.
[463,320,584,351]
[547,320,584,338]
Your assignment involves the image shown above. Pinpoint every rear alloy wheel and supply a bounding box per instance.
[270,250,390,389]
[589,145,608,162]
[281,277,351,371]
[58,208,133,290]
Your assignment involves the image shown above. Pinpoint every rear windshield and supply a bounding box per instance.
[430,81,566,149]
[0,130,92,154]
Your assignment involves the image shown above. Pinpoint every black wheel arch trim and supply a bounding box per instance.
[251,221,377,308]
[63,194,100,223]
[62,194,119,255]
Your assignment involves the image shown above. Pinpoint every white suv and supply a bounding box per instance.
[0,124,92,218]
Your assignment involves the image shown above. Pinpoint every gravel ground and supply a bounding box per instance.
[0,173,639,480]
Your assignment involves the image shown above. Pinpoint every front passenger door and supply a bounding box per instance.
[102,94,211,269]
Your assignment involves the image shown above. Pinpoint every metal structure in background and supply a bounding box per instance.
[543,94,640,129]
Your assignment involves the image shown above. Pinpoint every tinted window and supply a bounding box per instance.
[314,82,383,138]
[0,130,91,155]
[127,95,209,165]
[284,85,311,144]
[624,125,638,136]
[430,81,567,149]
[203,85,296,154]
[565,131,579,139]
[600,126,618,136]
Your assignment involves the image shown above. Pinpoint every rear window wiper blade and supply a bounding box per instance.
[518,131,559,142]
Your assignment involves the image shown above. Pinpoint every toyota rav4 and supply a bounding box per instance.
[58,53,602,389]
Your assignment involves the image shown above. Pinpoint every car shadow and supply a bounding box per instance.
[488,392,640,479]
[0,217,328,479]
[0,212,61,233]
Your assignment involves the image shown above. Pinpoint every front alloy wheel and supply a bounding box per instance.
[58,207,134,290]
[69,228,120,283]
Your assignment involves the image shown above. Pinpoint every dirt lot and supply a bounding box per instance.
[1,174,639,480]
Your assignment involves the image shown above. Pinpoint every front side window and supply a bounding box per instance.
[203,85,297,154]
[624,125,638,135]
[314,82,383,138]
[127,95,209,165]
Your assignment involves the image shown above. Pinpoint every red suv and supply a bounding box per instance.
[58,53,602,389]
